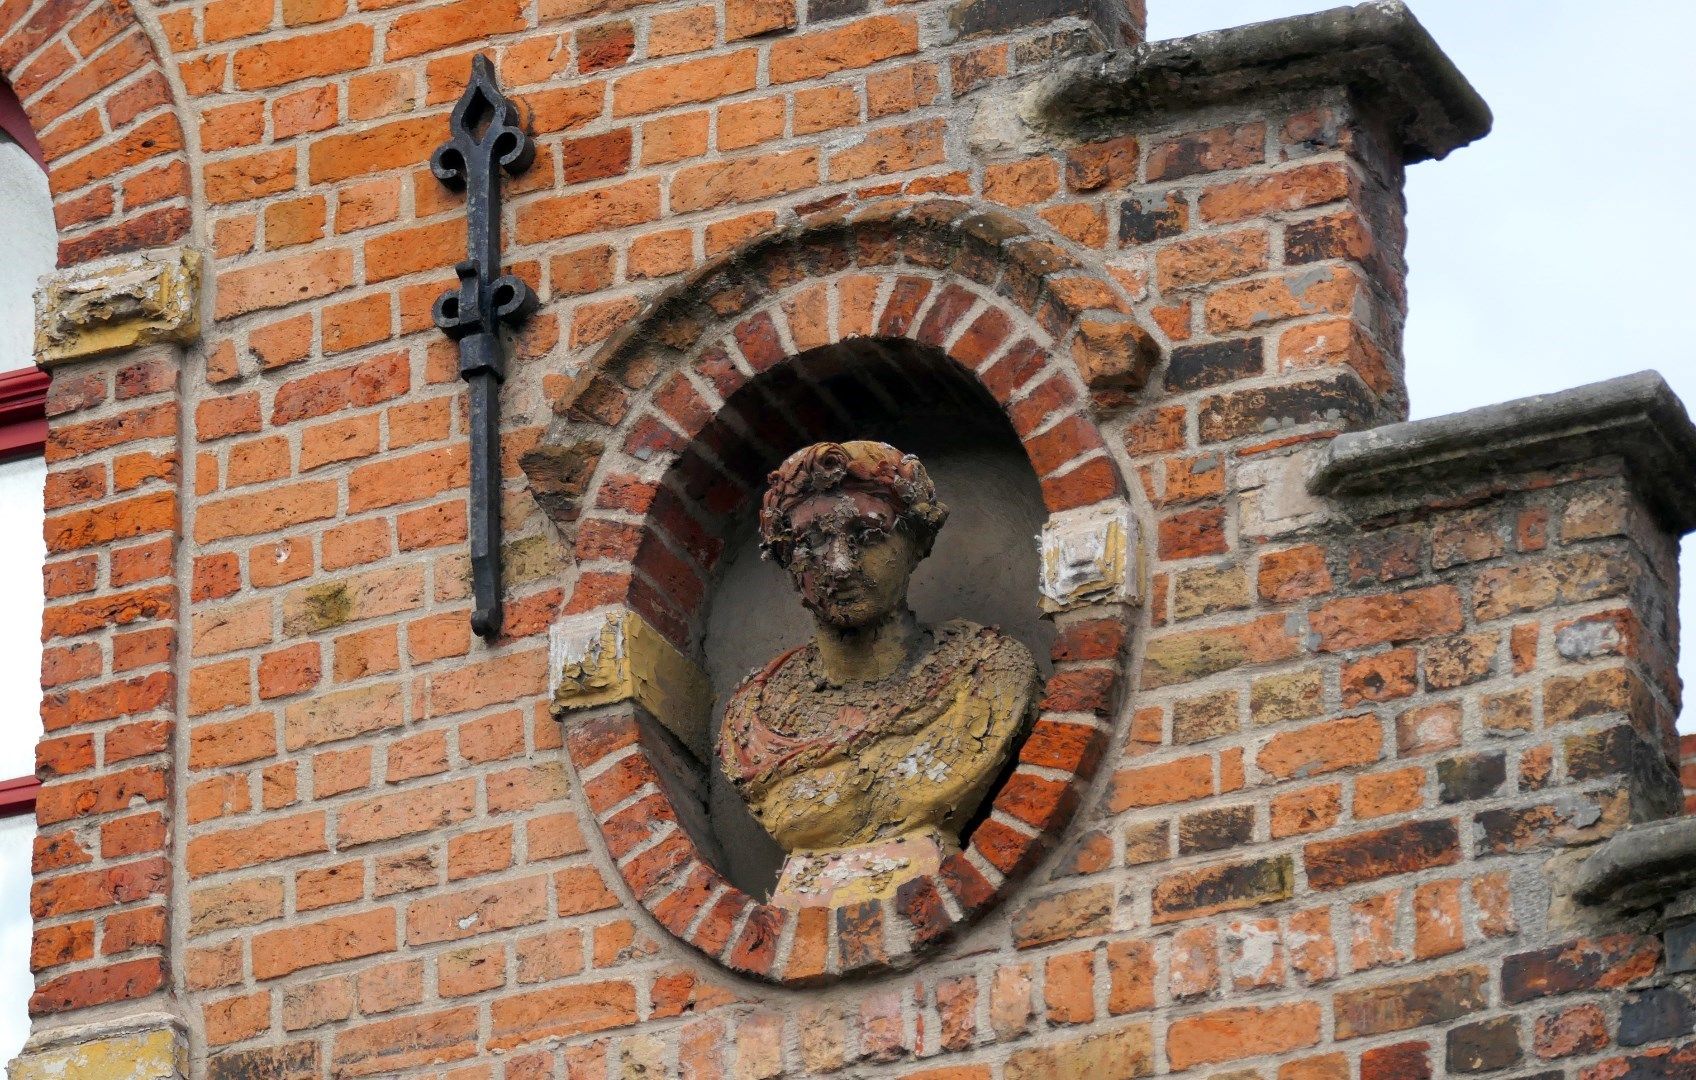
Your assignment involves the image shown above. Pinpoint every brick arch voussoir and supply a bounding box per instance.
[550,198,1161,436]
[571,278,1124,650]
[2,0,193,266]
[547,202,1141,986]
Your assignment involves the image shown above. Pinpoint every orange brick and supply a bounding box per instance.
[386,0,523,59]
[769,15,918,84]
[1167,1003,1322,1069]
[673,148,819,213]
[232,24,373,90]
[216,249,354,319]
[612,51,758,117]
[252,909,396,979]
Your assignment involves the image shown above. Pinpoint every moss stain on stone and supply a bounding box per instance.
[299,582,353,632]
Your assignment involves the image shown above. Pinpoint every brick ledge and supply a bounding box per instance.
[1026,0,1491,164]
[1574,814,1696,910]
[1310,370,1696,534]
[11,1011,185,1080]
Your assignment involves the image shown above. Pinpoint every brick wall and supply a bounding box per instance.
[32,344,180,1016]
[6,0,1696,1076]
[1683,734,1696,814]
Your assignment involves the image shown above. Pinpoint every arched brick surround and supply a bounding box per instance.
[533,200,1156,984]
[1,0,191,266]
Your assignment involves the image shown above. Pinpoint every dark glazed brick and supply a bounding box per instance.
[1446,1016,1522,1073]
[1199,375,1377,442]
[208,1044,320,1080]
[1151,854,1292,923]
[1667,921,1696,975]
[1303,819,1460,890]
[1334,966,1489,1038]
[1502,934,1663,1003]
[1437,753,1507,803]
[1177,805,1255,854]
[952,0,1092,38]
[1147,124,1265,181]
[1473,793,1620,855]
[805,0,868,20]
[1565,724,1666,784]
[1619,988,1696,1046]
[836,899,888,971]
[1164,338,1263,393]
[1347,528,1423,584]
[1119,191,1187,244]
[1286,211,1369,265]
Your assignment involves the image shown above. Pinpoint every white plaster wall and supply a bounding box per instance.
[0,131,55,1065]
[0,136,56,375]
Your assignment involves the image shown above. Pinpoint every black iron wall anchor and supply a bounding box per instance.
[431,54,537,640]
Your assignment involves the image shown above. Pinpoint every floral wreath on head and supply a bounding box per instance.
[758,441,949,568]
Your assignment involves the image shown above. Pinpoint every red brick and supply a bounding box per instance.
[1167,1003,1321,1069]
[769,15,918,84]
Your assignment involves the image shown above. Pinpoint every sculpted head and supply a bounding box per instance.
[759,441,948,630]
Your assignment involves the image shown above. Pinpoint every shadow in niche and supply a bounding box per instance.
[694,338,1055,900]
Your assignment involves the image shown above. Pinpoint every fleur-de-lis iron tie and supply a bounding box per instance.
[432,54,537,640]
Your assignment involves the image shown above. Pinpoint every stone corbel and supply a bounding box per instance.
[9,1011,187,1080]
[550,608,712,759]
[35,247,202,367]
[1039,498,1141,612]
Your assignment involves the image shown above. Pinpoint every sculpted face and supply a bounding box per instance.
[784,489,919,630]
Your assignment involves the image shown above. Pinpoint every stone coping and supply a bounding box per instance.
[10,1010,186,1080]
[1025,0,1491,164]
[1310,371,1696,535]
[1573,815,1696,910]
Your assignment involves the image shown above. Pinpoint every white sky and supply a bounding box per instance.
[1151,1,1696,734]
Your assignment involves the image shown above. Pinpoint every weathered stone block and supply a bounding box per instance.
[11,1012,186,1080]
[549,609,711,758]
[1039,499,1139,611]
[36,248,202,366]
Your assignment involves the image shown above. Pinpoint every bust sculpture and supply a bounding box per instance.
[719,441,1041,908]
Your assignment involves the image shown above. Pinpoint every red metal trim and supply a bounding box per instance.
[0,774,37,818]
[0,82,44,171]
[0,366,47,461]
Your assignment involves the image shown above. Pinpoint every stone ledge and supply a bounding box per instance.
[549,608,712,759]
[1025,0,1491,164]
[35,247,201,367]
[1574,815,1696,911]
[1310,371,1696,535]
[1039,499,1141,611]
[10,1011,186,1080]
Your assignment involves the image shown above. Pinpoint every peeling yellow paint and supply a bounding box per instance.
[722,620,1040,907]
[35,249,201,367]
[10,1023,184,1080]
[1040,502,1139,612]
[551,610,711,757]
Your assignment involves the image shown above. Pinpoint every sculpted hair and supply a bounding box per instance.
[758,441,949,567]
